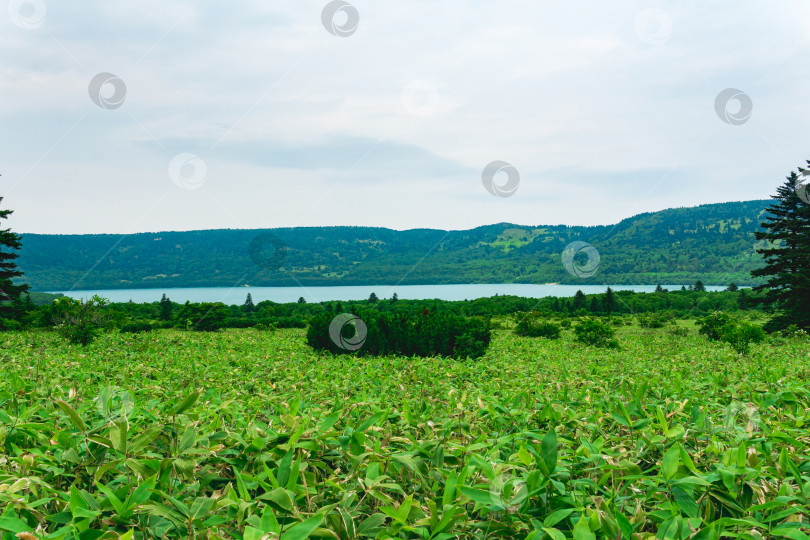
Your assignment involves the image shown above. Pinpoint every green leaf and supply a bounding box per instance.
[73,506,101,520]
[281,514,325,540]
[163,493,191,519]
[56,400,86,432]
[122,475,157,518]
[244,527,266,540]
[94,482,124,515]
[234,469,251,501]
[189,497,215,521]
[337,507,356,538]
[0,516,33,534]
[261,487,294,514]
[356,411,385,433]
[672,486,699,518]
[316,412,340,433]
[128,425,162,454]
[615,512,633,539]
[518,445,533,467]
[656,406,669,437]
[69,485,87,515]
[277,451,293,488]
[542,527,566,540]
[442,471,458,507]
[178,425,196,453]
[690,523,721,540]
[540,430,558,476]
[111,419,128,454]
[259,505,281,534]
[543,508,575,528]
[679,446,700,475]
[662,444,680,481]
[357,513,386,536]
[770,527,810,540]
[459,486,495,506]
[172,392,199,415]
[573,515,595,540]
[390,454,425,478]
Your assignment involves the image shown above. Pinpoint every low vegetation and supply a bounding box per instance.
[0,322,806,538]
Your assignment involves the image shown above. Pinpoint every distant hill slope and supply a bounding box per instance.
[17,200,772,290]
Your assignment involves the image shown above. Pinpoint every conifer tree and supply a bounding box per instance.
[0,196,28,321]
[572,290,587,312]
[752,163,810,331]
[159,293,173,321]
[604,286,615,316]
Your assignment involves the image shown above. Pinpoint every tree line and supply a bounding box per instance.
[0,159,809,334]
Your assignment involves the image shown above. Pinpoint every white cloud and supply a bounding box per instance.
[1,0,809,234]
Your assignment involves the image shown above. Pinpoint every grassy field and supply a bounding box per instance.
[0,324,808,539]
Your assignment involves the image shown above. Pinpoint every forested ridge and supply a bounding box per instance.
[17,199,771,290]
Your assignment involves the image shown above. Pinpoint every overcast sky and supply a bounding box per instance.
[2,1,809,234]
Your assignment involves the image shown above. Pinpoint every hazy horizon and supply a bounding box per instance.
[16,197,772,236]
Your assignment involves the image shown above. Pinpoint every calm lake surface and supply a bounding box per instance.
[52,284,727,304]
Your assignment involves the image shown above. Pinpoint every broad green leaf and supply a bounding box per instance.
[542,527,566,540]
[56,400,86,432]
[0,516,33,534]
[543,508,575,528]
[662,444,680,481]
[281,514,325,540]
[189,497,215,521]
[129,425,163,454]
[573,515,595,540]
[172,392,199,415]
[540,429,558,476]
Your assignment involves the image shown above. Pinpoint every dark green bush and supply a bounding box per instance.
[781,325,808,339]
[120,321,153,333]
[221,318,255,329]
[253,322,276,331]
[722,321,766,354]
[307,310,491,359]
[574,317,619,348]
[271,316,307,329]
[698,311,765,354]
[697,312,732,341]
[637,313,671,329]
[174,302,229,332]
[0,318,21,331]
[52,295,111,346]
[514,315,561,339]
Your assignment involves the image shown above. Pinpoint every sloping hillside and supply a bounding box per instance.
[16,200,772,290]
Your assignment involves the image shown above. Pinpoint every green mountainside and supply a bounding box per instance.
[16,200,772,291]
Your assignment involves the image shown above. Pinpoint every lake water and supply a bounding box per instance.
[52,284,727,304]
